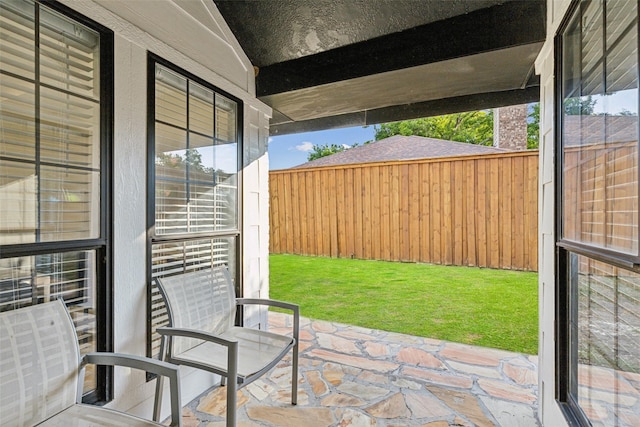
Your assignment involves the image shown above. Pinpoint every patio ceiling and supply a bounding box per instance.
[212,0,546,135]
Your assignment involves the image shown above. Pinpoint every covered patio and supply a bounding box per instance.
[2,1,639,426]
[181,312,540,426]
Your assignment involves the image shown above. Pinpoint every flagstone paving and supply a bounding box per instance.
[182,313,541,426]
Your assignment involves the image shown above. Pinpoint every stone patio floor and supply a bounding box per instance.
[181,312,540,426]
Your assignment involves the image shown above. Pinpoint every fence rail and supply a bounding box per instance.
[269,151,538,271]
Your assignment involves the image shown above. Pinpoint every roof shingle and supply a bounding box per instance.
[291,135,508,169]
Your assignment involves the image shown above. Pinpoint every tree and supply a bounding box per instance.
[563,95,597,115]
[307,144,347,161]
[527,103,540,150]
[156,149,212,174]
[374,111,494,146]
[307,142,369,161]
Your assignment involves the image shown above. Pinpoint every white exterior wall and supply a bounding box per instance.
[57,0,271,419]
[242,106,272,329]
[535,1,572,426]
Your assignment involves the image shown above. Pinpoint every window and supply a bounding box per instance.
[147,55,241,359]
[558,1,640,425]
[561,0,639,258]
[0,0,112,400]
[567,254,640,425]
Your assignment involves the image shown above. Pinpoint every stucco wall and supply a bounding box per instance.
[535,1,572,426]
[58,0,271,419]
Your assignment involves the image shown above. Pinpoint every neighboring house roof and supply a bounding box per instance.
[292,135,507,169]
[563,115,637,146]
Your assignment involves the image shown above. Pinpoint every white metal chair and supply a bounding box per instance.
[0,299,182,427]
[153,266,299,427]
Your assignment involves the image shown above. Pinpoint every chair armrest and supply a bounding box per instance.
[157,327,240,387]
[82,352,181,427]
[236,298,299,315]
[83,352,178,377]
[157,326,238,347]
[235,299,299,341]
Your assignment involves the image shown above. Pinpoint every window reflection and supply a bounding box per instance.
[154,64,239,235]
[561,1,640,425]
[562,0,639,255]
[570,254,640,426]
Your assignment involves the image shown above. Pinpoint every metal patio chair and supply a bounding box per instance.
[153,266,299,427]
[0,299,182,427]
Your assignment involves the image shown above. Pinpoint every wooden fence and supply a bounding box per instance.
[269,151,538,271]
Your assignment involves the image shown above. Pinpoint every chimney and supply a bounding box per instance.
[493,104,528,150]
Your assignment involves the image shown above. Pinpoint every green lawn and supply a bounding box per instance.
[269,254,538,354]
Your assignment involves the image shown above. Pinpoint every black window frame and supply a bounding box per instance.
[145,53,243,362]
[555,0,640,425]
[0,0,114,404]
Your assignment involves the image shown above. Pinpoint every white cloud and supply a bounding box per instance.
[268,137,273,144]
[291,141,314,152]
[342,144,351,149]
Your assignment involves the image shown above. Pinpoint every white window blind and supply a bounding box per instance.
[560,2,640,425]
[562,0,639,255]
[154,64,238,236]
[0,0,104,395]
[149,61,240,359]
[149,237,236,358]
[1,0,101,245]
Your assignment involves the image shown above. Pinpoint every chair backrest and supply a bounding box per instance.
[0,300,80,427]
[157,267,236,355]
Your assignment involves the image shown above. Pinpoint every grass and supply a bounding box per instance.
[269,254,539,354]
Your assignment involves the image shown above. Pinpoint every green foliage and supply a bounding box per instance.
[374,111,494,146]
[527,103,540,149]
[307,143,350,161]
[270,254,539,354]
[307,140,372,161]
[563,95,597,115]
[156,149,212,174]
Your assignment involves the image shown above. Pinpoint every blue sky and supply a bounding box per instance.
[268,125,376,170]
[266,90,639,170]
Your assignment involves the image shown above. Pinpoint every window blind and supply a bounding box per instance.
[154,64,238,236]
[149,237,236,358]
[149,60,240,359]
[562,0,639,255]
[574,254,640,375]
[1,0,100,244]
[0,0,104,395]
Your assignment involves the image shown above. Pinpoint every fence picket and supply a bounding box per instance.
[269,152,539,271]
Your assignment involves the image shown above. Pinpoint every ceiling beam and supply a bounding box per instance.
[257,0,545,97]
[269,85,540,136]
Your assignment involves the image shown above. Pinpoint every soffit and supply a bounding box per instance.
[261,44,542,122]
[212,0,546,134]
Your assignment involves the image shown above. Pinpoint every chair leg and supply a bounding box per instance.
[154,336,167,422]
[226,375,236,427]
[291,341,299,405]
[227,342,238,427]
[153,374,164,422]
[292,310,300,405]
